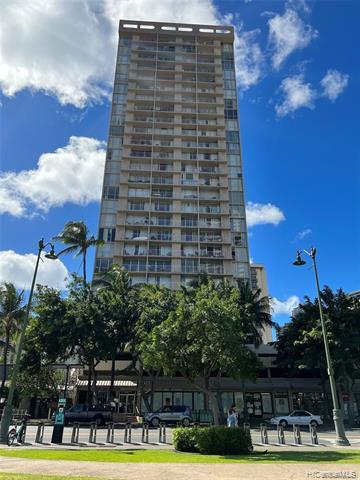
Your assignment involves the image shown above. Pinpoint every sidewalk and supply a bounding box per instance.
[0,457,360,480]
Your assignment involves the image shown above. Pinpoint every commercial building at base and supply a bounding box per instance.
[75,348,360,420]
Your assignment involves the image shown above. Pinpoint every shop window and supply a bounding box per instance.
[274,393,289,414]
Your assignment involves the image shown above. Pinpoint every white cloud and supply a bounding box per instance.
[0,0,264,107]
[295,228,312,240]
[275,74,316,117]
[233,27,264,90]
[0,136,106,217]
[0,250,69,290]
[271,295,300,316]
[320,69,349,102]
[246,202,285,227]
[268,9,318,70]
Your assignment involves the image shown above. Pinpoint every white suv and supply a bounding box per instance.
[145,405,192,427]
[269,410,323,428]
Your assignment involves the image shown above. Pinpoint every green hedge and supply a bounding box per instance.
[173,426,252,455]
[173,427,198,452]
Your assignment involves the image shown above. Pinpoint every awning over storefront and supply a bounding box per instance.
[76,380,137,387]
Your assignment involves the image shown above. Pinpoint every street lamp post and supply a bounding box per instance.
[293,247,350,446]
[0,239,58,444]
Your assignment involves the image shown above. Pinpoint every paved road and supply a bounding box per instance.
[16,424,360,449]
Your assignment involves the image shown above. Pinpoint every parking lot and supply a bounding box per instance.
[13,423,360,449]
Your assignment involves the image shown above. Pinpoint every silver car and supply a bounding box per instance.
[145,405,192,427]
[269,410,323,428]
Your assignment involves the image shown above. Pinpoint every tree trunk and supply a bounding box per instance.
[90,362,98,405]
[0,334,9,399]
[86,366,92,404]
[83,251,87,286]
[107,354,116,403]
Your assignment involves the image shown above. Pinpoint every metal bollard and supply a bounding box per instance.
[106,422,114,443]
[293,424,302,445]
[71,423,80,443]
[260,423,268,444]
[89,422,97,443]
[277,424,285,444]
[35,422,45,443]
[159,423,166,443]
[310,424,318,445]
[243,422,250,431]
[124,423,132,443]
[141,422,149,443]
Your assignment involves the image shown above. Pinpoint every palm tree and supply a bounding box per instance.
[235,281,274,346]
[0,283,25,398]
[53,221,103,286]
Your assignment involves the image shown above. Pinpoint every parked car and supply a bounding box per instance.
[52,404,112,426]
[144,405,193,427]
[269,410,323,428]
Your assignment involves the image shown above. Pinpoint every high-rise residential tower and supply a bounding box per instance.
[95,20,251,288]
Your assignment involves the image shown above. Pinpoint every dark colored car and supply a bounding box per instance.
[53,404,112,426]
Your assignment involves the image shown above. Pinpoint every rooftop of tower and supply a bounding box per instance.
[119,19,234,41]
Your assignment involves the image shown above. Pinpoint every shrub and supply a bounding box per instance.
[173,426,252,455]
[173,427,198,452]
[196,426,252,455]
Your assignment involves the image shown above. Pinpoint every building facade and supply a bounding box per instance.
[95,20,251,289]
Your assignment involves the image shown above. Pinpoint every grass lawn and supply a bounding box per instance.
[0,449,359,464]
[0,475,102,480]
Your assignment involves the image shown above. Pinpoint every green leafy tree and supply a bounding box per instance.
[139,280,260,424]
[65,277,110,404]
[276,286,360,422]
[131,284,176,411]
[95,265,135,400]
[54,221,103,286]
[0,283,25,398]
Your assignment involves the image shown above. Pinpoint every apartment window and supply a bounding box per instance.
[181,259,198,273]
[123,260,146,272]
[103,186,119,200]
[152,189,172,198]
[181,216,197,227]
[98,228,116,242]
[227,142,240,153]
[95,258,113,273]
[148,260,171,272]
[224,109,238,120]
[154,201,171,212]
[128,188,150,197]
[129,201,145,211]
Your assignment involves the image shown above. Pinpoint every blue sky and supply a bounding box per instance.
[0,0,359,325]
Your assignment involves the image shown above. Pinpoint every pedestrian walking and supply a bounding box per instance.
[227,403,237,427]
